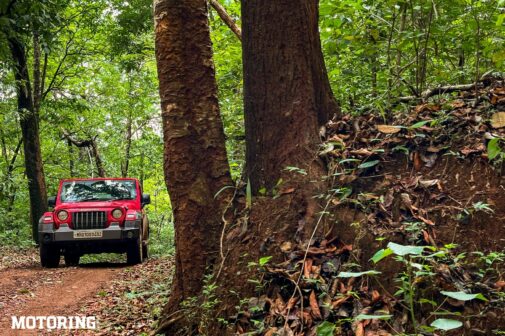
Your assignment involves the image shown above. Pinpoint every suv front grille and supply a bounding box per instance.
[72,211,107,230]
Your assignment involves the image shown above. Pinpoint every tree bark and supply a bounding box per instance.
[242,0,339,193]
[154,0,233,330]
[8,36,48,244]
[32,30,43,114]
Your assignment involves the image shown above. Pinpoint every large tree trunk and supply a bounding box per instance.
[8,36,48,244]
[199,2,341,334]
[154,0,233,330]
[242,0,339,193]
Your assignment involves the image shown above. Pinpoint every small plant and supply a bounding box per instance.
[456,201,494,223]
[284,166,307,175]
[370,242,486,333]
[487,137,505,162]
[180,274,221,335]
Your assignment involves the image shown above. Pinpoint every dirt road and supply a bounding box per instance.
[0,262,122,335]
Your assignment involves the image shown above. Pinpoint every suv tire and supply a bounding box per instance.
[126,231,143,265]
[40,244,60,268]
[142,242,149,261]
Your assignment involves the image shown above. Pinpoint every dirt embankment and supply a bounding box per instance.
[210,81,505,336]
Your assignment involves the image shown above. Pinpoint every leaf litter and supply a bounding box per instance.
[232,80,505,335]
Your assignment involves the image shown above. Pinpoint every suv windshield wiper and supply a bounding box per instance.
[79,197,103,202]
[110,197,133,201]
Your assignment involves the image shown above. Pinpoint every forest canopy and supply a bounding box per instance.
[0,0,502,245]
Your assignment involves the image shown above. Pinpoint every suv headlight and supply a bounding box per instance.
[57,210,69,221]
[112,209,123,219]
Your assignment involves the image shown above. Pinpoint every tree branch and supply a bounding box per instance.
[62,130,106,177]
[42,33,75,100]
[209,0,241,41]
[397,82,485,103]
[7,137,23,175]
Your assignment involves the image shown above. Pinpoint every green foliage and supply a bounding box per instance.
[487,138,505,161]
[258,256,272,266]
[0,0,172,250]
[209,0,244,179]
[316,321,336,336]
[180,274,221,335]
[430,318,463,331]
[319,0,505,113]
[372,242,497,333]
[440,290,487,302]
[357,159,379,169]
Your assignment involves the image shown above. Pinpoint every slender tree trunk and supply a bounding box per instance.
[242,0,339,193]
[0,136,22,204]
[419,5,433,93]
[90,140,105,177]
[32,30,43,114]
[154,0,233,330]
[121,114,132,178]
[8,36,47,244]
[139,152,145,188]
[396,3,407,75]
[371,33,378,98]
[67,139,75,177]
[0,129,9,167]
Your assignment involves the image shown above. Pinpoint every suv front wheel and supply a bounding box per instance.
[40,244,60,268]
[126,231,143,265]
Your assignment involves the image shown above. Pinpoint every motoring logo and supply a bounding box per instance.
[11,316,97,330]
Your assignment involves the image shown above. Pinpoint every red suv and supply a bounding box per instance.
[38,178,150,267]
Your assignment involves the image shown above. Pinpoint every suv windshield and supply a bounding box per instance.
[60,180,137,203]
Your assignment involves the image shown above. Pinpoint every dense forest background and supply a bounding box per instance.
[0,0,504,335]
[0,0,503,249]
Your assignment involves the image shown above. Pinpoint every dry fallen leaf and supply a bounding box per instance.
[419,179,439,188]
[491,112,505,128]
[413,151,422,171]
[350,148,374,156]
[495,280,505,291]
[264,327,279,336]
[280,187,295,195]
[427,146,442,153]
[377,125,402,134]
[416,214,435,226]
[400,193,418,212]
[309,290,322,320]
[371,290,380,302]
[280,241,293,253]
[332,295,351,308]
[304,258,313,279]
[355,321,365,336]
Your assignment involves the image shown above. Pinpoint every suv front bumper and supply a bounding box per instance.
[38,221,141,244]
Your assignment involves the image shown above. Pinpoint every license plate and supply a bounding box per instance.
[73,230,103,239]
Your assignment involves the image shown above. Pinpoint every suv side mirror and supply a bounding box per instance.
[141,193,151,207]
[48,196,56,208]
